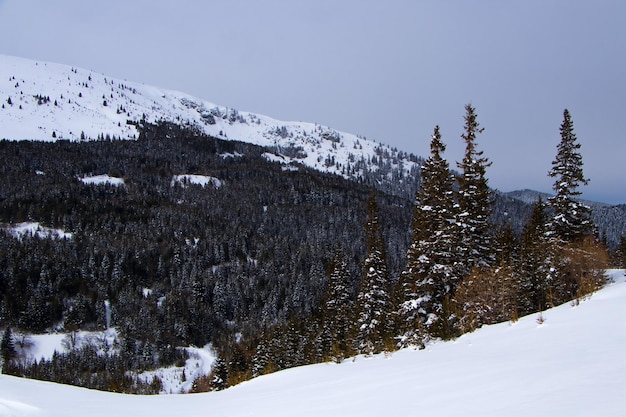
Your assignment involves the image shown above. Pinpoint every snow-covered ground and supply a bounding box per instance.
[136,345,216,394]
[1,270,624,417]
[3,222,72,240]
[79,174,125,186]
[170,175,222,189]
[4,328,215,396]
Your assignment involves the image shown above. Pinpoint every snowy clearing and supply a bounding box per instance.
[170,175,222,188]
[4,222,72,240]
[80,174,125,186]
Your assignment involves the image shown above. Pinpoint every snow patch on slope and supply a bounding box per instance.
[4,222,72,240]
[80,174,125,186]
[171,175,222,189]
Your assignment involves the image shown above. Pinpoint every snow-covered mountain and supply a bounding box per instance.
[0,54,421,195]
[2,269,625,416]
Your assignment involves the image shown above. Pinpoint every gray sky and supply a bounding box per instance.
[1,0,624,203]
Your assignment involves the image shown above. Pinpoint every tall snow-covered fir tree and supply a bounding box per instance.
[456,104,494,274]
[398,125,459,342]
[354,191,391,355]
[547,109,593,242]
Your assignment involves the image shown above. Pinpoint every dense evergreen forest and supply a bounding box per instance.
[0,114,624,392]
[0,122,414,390]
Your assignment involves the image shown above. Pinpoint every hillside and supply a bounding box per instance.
[1,269,624,416]
[0,129,417,391]
[0,54,421,197]
[503,189,626,248]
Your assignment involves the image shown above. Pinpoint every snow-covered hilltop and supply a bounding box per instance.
[0,54,421,194]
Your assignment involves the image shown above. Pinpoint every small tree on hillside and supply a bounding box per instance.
[324,250,354,360]
[517,198,553,315]
[1,327,17,370]
[354,191,391,355]
[613,236,626,268]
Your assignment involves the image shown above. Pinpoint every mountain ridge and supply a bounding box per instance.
[0,54,422,197]
[2,54,622,207]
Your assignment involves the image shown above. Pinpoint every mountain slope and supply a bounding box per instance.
[502,189,626,248]
[0,54,421,197]
[2,269,624,417]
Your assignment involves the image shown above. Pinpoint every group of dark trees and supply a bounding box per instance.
[0,108,620,393]
[0,121,412,390]
[193,106,612,391]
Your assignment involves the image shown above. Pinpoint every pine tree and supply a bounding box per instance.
[494,222,518,268]
[457,104,494,274]
[1,327,17,369]
[398,126,459,342]
[323,250,354,360]
[518,198,552,314]
[354,191,391,355]
[209,357,229,391]
[614,236,626,268]
[547,109,593,242]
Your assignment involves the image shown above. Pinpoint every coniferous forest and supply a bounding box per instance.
[0,108,623,392]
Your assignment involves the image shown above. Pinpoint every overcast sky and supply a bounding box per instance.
[0,0,624,203]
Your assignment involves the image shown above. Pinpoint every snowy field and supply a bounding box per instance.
[1,270,624,417]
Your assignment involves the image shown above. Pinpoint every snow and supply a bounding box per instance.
[4,222,72,240]
[80,174,124,186]
[12,329,119,363]
[261,152,288,164]
[170,175,222,188]
[1,270,624,416]
[136,345,216,394]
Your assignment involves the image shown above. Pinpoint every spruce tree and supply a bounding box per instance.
[209,357,229,391]
[518,198,552,315]
[324,249,354,359]
[547,109,593,242]
[1,327,17,369]
[355,191,391,355]
[398,125,459,342]
[615,236,626,268]
[456,104,494,273]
